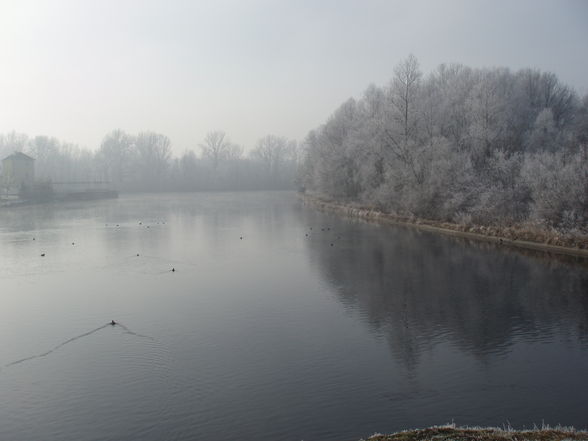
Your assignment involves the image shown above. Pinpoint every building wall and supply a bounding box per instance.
[2,158,35,189]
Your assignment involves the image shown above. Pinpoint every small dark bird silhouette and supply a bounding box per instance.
[41,253,45,257]
[171,268,176,272]
[139,222,142,225]
[240,236,243,240]
[136,253,140,257]
[110,320,116,326]
[72,242,75,245]
[32,238,35,241]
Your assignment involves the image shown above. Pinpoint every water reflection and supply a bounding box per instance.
[0,193,296,278]
[304,215,588,369]
[2,194,587,440]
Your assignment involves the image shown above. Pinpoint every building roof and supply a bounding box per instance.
[2,151,35,162]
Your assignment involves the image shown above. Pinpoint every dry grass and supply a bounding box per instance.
[301,194,588,257]
[364,425,588,441]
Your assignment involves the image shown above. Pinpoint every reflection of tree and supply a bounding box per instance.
[305,217,588,371]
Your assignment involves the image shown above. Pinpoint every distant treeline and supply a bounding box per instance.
[300,56,588,233]
[0,130,300,192]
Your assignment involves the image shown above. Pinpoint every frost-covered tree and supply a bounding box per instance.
[527,108,558,152]
[383,54,422,172]
[301,57,586,232]
[522,151,587,230]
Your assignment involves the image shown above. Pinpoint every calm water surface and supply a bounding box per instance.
[1,192,587,441]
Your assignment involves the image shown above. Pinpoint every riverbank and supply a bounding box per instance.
[365,425,588,441]
[0,189,118,207]
[300,193,588,260]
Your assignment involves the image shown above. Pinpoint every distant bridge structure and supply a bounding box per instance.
[49,180,118,200]
[51,180,115,192]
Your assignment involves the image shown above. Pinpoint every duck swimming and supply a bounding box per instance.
[110,320,116,326]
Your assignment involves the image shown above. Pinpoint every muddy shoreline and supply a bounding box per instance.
[300,193,588,261]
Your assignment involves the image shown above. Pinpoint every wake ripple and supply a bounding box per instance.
[116,322,155,340]
[3,322,154,368]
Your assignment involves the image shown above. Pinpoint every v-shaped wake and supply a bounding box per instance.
[4,322,153,369]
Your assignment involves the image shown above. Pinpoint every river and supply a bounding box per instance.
[0,192,587,441]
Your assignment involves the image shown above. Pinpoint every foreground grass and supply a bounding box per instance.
[365,426,588,441]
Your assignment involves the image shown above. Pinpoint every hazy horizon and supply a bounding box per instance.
[1,0,587,155]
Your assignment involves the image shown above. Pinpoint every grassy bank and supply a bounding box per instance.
[364,425,588,441]
[300,193,588,260]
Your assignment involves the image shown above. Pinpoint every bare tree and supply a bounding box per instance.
[26,136,60,180]
[135,132,171,189]
[368,55,425,186]
[389,54,422,148]
[97,129,134,185]
[251,135,297,187]
[225,143,244,162]
[199,131,232,169]
[0,132,29,159]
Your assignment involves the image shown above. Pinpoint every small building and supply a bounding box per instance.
[2,152,35,190]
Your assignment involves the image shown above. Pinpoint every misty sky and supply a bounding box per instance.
[1,0,587,155]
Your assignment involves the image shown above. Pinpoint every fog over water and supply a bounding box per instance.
[1,193,586,441]
[1,1,587,439]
